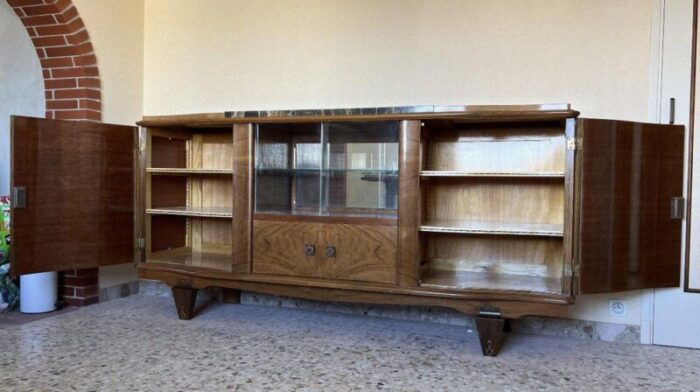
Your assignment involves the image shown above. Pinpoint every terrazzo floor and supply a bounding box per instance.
[1,295,699,392]
[0,306,77,328]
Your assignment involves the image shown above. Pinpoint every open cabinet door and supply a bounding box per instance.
[10,116,137,276]
[576,118,685,294]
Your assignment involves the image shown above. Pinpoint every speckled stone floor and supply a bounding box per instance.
[1,295,699,392]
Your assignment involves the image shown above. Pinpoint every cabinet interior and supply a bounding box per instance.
[142,118,571,294]
[146,127,234,271]
[419,120,568,294]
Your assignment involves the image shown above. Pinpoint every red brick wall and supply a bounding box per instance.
[61,268,99,306]
[7,0,102,307]
[8,0,102,121]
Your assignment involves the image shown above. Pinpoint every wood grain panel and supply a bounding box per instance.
[319,223,397,284]
[253,220,397,284]
[150,176,186,208]
[424,177,564,226]
[419,220,563,237]
[148,247,232,272]
[188,177,232,210]
[577,119,685,293]
[232,123,253,273]
[200,218,232,249]
[397,120,421,286]
[200,133,233,170]
[138,263,572,318]
[423,233,564,279]
[151,136,186,168]
[150,215,186,252]
[423,121,565,174]
[421,269,562,295]
[253,220,323,278]
[11,116,135,275]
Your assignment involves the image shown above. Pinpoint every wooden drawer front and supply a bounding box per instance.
[253,220,322,278]
[252,220,398,284]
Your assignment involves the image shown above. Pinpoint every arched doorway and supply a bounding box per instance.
[7,0,102,121]
[6,0,103,306]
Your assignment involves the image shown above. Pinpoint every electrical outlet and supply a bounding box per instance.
[609,299,627,317]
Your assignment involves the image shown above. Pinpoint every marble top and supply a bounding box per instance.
[225,104,571,119]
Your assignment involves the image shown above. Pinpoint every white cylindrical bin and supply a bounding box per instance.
[20,271,58,313]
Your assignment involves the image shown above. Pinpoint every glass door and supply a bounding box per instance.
[254,121,399,219]
[323,121,399,218]
[254,123,322,215]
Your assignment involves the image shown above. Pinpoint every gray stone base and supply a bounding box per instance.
[138,279,640,344]
[98,281,140,303]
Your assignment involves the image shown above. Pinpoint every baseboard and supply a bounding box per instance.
[98,281,139,303]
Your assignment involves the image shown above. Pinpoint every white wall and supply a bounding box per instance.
[0,1,45,195]
[142,0,654,325]
[73,0,145,288]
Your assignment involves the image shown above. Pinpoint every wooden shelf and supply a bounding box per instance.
[420,269,562,294]
[419,220,563,237]
[147,206,232,218]
[147,168,233,175]
[147,247,232,271]
[420,171,564,178]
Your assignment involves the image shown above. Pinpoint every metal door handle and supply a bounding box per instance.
[304,244,315,256]
[325,246,336,258]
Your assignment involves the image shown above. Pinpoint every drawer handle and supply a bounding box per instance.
[304,244,315,256]
[325,246,336,258]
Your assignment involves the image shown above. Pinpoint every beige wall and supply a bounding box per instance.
[142,0,654,325]
[144,0,653,123]
[0,1,45,195]
[73,0,145,288]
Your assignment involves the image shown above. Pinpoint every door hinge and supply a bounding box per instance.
[567,137,582,150]
[137,238,145,250]
[12,187,26,209]
[670,98,676,125]
[671,197,686,220]
[136,138,146,153]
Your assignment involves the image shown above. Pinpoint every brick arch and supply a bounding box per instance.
[7,0,102,307]
[7,0,101,121]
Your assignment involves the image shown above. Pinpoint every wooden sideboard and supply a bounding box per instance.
[9,104,685,356]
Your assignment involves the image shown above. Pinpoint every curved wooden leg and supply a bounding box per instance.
[475,316,506,356]
[172,287,198,320]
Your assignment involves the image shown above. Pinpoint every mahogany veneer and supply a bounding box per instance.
[9,104,685,356]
